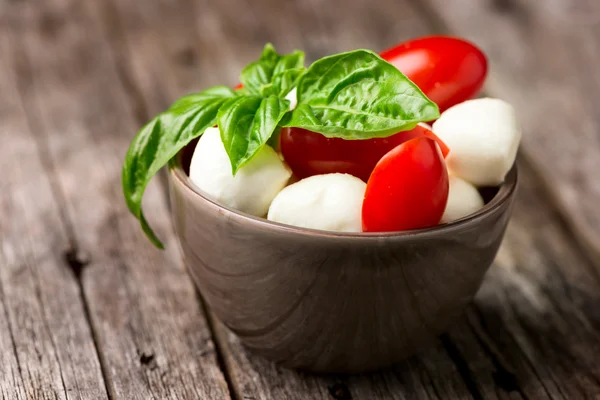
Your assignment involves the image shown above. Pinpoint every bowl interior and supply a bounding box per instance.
[171,139,516,239]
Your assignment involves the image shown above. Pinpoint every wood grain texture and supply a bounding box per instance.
[1,0,230,398]
[0,31,108,400]
[2,0,600,397]
[212,315,474,400]
[462,158,600,399]
[417,0,600,261]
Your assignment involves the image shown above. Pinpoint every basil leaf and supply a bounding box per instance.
[218,95,290,174]
[272,52,304,75]
[122,86,236,248]
[167,86,235,110]
[261,67,306,97]
[283,49,439,139]
[240,43,305,97]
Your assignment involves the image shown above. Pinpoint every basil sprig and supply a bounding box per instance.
[122,44,439,249]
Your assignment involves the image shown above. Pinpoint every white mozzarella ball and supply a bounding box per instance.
[441,175,485,224]
[432,98,521,186]
[285,87,297,110]
[268,173,366,232]
[189,127,292,217]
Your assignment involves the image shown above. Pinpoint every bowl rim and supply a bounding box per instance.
[169,152,518,241]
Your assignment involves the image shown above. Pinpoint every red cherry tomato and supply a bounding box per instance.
[280,124,448,182]
[380,35,487,112]
[362,137,449,232]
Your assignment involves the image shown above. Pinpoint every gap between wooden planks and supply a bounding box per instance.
[0,32,107,400]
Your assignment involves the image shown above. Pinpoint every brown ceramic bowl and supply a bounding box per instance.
[168,145,518,373]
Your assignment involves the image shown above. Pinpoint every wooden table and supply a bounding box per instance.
[2,0,600,398]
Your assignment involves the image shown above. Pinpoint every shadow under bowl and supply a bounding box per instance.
[168,145,518,373]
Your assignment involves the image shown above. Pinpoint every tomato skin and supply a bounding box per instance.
[280,125,448,182]
[380,35,488,112]
[362,137,449,232]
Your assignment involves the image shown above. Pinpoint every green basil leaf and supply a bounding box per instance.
[261,67,306,97]
[240,43,305,96]
[217,95,290,174]
[122,86,236,248]
[259,43,280,64]
[167,86,236,110]
[272,51,304,75]
[283,49,439,139]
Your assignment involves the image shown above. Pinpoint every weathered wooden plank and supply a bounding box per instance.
[462,158,600,399]
[0,32,108,400]
[2,0,231,398]
[212,314,474,400]
[92,0,445,117]
[418,0,600,261]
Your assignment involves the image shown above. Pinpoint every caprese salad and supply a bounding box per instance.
[122,36,521,249]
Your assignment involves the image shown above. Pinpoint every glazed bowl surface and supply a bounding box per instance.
[168,146,518,373]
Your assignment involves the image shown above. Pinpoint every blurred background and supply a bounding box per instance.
[2,0,600,398]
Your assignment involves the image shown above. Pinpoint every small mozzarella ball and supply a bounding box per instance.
[268,173,366,232]
[285,88,297,110]
[432,98,521,186]
[189,127,292,217]
[441,175,485,223]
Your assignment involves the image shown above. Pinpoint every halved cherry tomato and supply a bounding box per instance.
[280,124,448,182]
[380,35,488,112]
[362,137,449,232]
